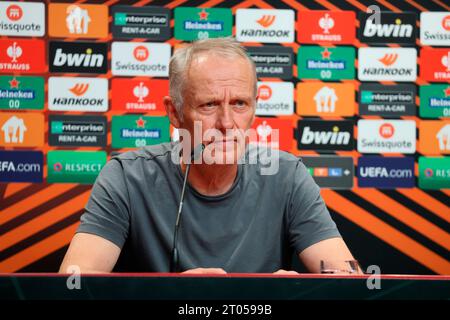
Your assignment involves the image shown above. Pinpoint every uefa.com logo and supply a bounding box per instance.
[171,121,280,175]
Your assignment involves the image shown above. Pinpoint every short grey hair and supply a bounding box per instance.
[168,37,257,120]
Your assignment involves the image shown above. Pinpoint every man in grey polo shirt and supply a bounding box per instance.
[60,38,356,274]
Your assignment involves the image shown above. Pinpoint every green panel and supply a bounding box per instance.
[418,156,450,189]
[174,7,232,41]
[112,115,170,149]
[297,46,355,80]
[47,151,107,184]
[419,85,450,118]
[0,76,44,110]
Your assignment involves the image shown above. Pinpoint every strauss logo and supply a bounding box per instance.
[256,120,272,142]
[7,42,22,63]
[133,82,149,103]
[319,13,334,34]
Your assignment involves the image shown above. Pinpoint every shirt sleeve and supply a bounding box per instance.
[287,159,341,254]
[76,158,131,249]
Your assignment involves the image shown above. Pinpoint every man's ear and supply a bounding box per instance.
[163,96,182,128]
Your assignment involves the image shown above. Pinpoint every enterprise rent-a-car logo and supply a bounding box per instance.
[112,6,171,40]
[246,46,293,79]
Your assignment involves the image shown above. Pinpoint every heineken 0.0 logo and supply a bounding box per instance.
[112,115,170,148]
[297,46,355,80]
[0,76,44,110]
[174,7,232,41]
[419,85,450,118]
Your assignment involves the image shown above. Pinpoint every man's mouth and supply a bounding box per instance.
[207,137,238,145]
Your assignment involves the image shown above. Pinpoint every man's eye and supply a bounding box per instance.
[233,100,247,108]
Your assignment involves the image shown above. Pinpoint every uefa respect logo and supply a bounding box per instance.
[171,121,280,175]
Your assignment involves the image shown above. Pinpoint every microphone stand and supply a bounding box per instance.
[170,144,204,272]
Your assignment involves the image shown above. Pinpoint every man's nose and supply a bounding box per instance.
[216,104,234,130]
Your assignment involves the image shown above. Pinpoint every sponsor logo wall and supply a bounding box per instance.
[0,0,449,275]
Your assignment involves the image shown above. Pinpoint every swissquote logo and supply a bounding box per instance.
[48,77,108,112]
[49,41,108,74]
[112,42,170,77]
[359,12,416,44]
[357,120,416,154]
[297,10,355,44]
[0,2,45,37]
[0,39,45,74]
[420,12,450,46]
[256,82,293,116]
[358,47,417,82]
[236,9,294,43]
[420,48,450,82]
[297,120,354,151]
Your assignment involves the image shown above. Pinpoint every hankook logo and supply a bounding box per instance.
[236,9,294,43]
[358,47,417,82]
[48,77,108,112]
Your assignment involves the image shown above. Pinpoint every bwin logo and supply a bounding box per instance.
[53,48,104,67]
[363,18,413,38]
[301,126,350,145]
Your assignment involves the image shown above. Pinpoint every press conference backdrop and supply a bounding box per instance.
[0,0,449,275]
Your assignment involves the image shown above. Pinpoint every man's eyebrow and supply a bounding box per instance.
[194,93,254,102]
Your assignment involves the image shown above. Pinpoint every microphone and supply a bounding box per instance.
[170,143,205,272]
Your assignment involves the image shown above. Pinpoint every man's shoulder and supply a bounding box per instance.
[112,142,176,162]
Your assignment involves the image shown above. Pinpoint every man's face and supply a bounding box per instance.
[180,53,256,164]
